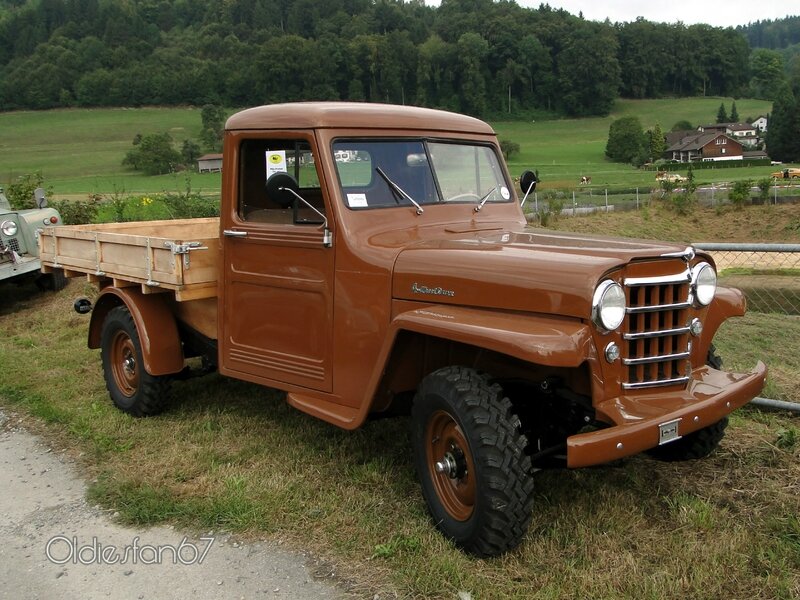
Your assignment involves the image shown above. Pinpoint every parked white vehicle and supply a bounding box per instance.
[0,187,66,289]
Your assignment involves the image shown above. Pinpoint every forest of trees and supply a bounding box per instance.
[1,0,796,119]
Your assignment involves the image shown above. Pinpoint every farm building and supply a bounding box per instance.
[697,122,760,147]
[665,132,744,162]
[197,153,223,173]
[752,116,768,132]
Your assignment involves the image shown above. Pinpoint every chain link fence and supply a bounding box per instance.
[523,183,800,217]
[694,243,800,315]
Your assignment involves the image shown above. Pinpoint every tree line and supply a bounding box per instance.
[2,0,794,118]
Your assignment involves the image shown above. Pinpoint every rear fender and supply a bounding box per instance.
[88,287,183,376]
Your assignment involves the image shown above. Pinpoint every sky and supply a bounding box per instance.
[426,1,797,28]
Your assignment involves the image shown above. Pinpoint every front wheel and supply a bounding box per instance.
[100,306,170,417]
[411,366,534,557]
[35,270,67,291]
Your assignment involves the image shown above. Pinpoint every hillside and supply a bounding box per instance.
[0,97,787,197]
[498,97,775,188]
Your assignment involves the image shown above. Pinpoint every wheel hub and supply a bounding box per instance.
[435,445,467,479]
[123,354,136,376]
[425,410,476,521]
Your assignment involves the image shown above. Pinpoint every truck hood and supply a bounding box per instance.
[391,227,688,319]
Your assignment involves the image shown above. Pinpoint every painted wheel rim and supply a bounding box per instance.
[110,330,139,397]
[425,410,476,521]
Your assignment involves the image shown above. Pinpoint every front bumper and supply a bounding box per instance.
[0,255,42,281]
[566,362,768,467]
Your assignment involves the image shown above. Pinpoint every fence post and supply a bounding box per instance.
[572,191,576,216]
[605,189,608,212]
[711,185,714,207]
[774,183,778,205]
[534,192,538,214]
[636,187,639,209]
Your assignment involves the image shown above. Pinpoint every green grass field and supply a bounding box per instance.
[0,106,223,196]
[0,97,788,199]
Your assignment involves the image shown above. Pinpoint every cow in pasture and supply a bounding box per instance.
[580,176,591,185]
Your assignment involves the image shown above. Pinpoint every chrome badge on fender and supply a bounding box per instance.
[412,282,455,297]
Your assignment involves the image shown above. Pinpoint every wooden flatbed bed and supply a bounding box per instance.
[39,218,219,301]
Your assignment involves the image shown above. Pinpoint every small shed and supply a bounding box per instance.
[197,153,223,173]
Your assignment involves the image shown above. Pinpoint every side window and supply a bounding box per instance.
[238,139,324,224]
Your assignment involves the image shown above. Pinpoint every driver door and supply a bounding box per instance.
[219,133,334,392]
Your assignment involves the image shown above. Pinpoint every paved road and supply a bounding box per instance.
[0,409,345,600]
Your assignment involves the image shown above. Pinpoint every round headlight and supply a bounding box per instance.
[1,219,18,237]
[592,280,626,331]
[692,262,717,306]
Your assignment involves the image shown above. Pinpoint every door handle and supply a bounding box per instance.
[223,230,248,238]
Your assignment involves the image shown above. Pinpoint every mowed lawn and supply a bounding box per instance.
[0,97,786,198]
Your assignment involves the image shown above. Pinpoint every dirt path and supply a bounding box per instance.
[0,409,345,600]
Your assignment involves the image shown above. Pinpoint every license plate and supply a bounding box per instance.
[658,418,682,445]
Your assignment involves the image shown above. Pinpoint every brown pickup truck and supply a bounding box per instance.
[40,103,766,557]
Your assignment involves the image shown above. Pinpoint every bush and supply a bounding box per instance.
[757,177,772,204]
[51,195,100,224]
[122,132,182,176]
[606,116,645,163]
[538,191,565,227]
[5,172,50,210]
[160,178,219,219]
[94,180,219,224]
[499,139,521,160]
[729,179,754,209]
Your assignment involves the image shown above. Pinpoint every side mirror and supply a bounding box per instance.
[265,172,332,248]
[265,172,299,209]
[519,170,538,206]
[34,187,48,209]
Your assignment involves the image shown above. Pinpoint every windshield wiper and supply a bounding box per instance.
[473,185,498,213]
[375,167,424,215]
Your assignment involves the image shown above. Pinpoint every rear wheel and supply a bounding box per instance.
[100,306,170,416]
[411,366,534,557]
[647,345,728,461]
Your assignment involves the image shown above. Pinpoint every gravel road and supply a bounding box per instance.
[0,409,345,600]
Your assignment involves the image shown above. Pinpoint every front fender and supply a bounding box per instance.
[691,286,746,365]
[88,287,183,376]
[390,304,594,368]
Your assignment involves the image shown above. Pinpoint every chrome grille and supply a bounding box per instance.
[3,237,21,253]
[622,269,692,390]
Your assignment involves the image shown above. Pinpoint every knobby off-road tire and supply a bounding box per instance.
[647,345,728,462]
[35,270,67,291]
[100,306,170,417]
[411,366,535,557]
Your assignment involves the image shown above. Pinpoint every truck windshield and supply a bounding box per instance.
[332,139,510,210]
